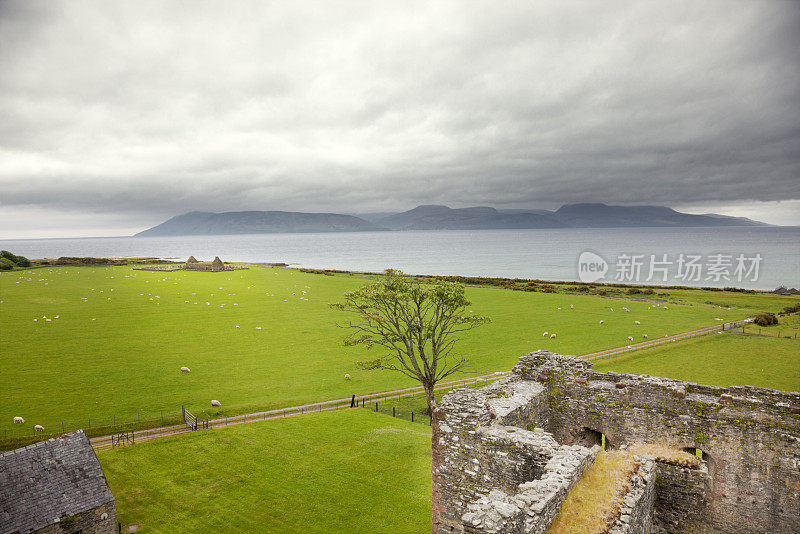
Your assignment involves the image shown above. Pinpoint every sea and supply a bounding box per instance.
[2,226,798,291]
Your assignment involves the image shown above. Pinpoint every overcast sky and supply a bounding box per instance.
[1,0,799,238]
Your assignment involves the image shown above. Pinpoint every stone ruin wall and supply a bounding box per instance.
[432,351,800,534]
[35,502,116,534]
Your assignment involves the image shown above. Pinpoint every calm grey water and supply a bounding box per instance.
[2,227,798,290]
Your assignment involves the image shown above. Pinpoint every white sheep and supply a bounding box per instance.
[344,374,351,380]
[13,416,24,424]
[181,366,190,373]
[211,400,222,407]
[663,306,669,310]
[599,320,604,324]
[550,333,557,339]
[627,336,634,342]
[634,320,640,325]
[643,334,648,339]
[610,308,614,312]
[543,332,549,337]
[570,304,574,309]
[34,424,44,432]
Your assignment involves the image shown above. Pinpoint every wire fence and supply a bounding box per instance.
[1,372,505,450]
[1,406,185,444]
[735,326,799,340]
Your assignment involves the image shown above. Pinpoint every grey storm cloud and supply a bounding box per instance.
[1,0,799,222]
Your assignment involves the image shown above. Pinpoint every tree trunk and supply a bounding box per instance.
[423,381,436,416]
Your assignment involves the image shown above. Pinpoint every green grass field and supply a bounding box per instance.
[742,313,800,337]
[98,409,432,533]
[594,332,800,391]
[1,265,790,440]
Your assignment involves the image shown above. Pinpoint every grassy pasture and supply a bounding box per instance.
[594,332,800,392]
[98,409,432,533]
[0,265,767,439]
[658,287,799,312]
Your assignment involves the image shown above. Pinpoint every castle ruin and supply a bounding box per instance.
[431,351,800,533]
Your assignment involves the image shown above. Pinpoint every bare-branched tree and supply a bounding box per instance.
[331,270,491,415]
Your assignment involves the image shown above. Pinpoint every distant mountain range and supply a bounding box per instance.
[134,210,383,237]
[135,203,770,236]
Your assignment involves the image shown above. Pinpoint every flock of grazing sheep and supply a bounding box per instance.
[8,266,714,437]
[542,302,675,346]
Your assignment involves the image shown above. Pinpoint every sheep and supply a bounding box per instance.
[211,400,222,407]
[570,304,574,309]
[610,308,614,312]
[344,374,351,380]
[13,416,24,424]
[543,332,549,337]
[181,366,190,373]
[550,333,557,339]
[34,425,44,432]
[599,320,604,324]
[627,336,634,342]
[643,334,649,339]
[634,320,640,325]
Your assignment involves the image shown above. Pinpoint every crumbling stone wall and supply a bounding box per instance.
[652,462,711,532]
[432,350,800,534]
[35,502,116,534]
[608,458,656,534]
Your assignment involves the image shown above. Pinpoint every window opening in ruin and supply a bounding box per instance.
[573,427,612,450]
[681,447,713,466]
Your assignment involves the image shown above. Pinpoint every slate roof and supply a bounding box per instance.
[0,431,114,534]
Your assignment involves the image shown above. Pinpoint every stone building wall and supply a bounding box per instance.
[531,352,800,533]
[35,502,116,534]
[432,350,800,534]
[608,458,656,534]
[652,462,711,533]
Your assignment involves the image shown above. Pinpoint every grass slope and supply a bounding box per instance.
[0,266,769,438]
[98,410,432,533]
[594,332,800,392]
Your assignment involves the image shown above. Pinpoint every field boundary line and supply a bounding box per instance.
[583,318,753,361]
[89,319,751,450]
[90,371,508,451]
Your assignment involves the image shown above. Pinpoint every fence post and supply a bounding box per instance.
[88,418,91,429]
[411,412,414,422]
[161,408,163,424]
[393,407,395,417]
[113,415,115,427]
[375,402,378,412]
[61,421,64,432]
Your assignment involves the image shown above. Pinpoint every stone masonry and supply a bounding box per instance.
[432,351,800,533]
